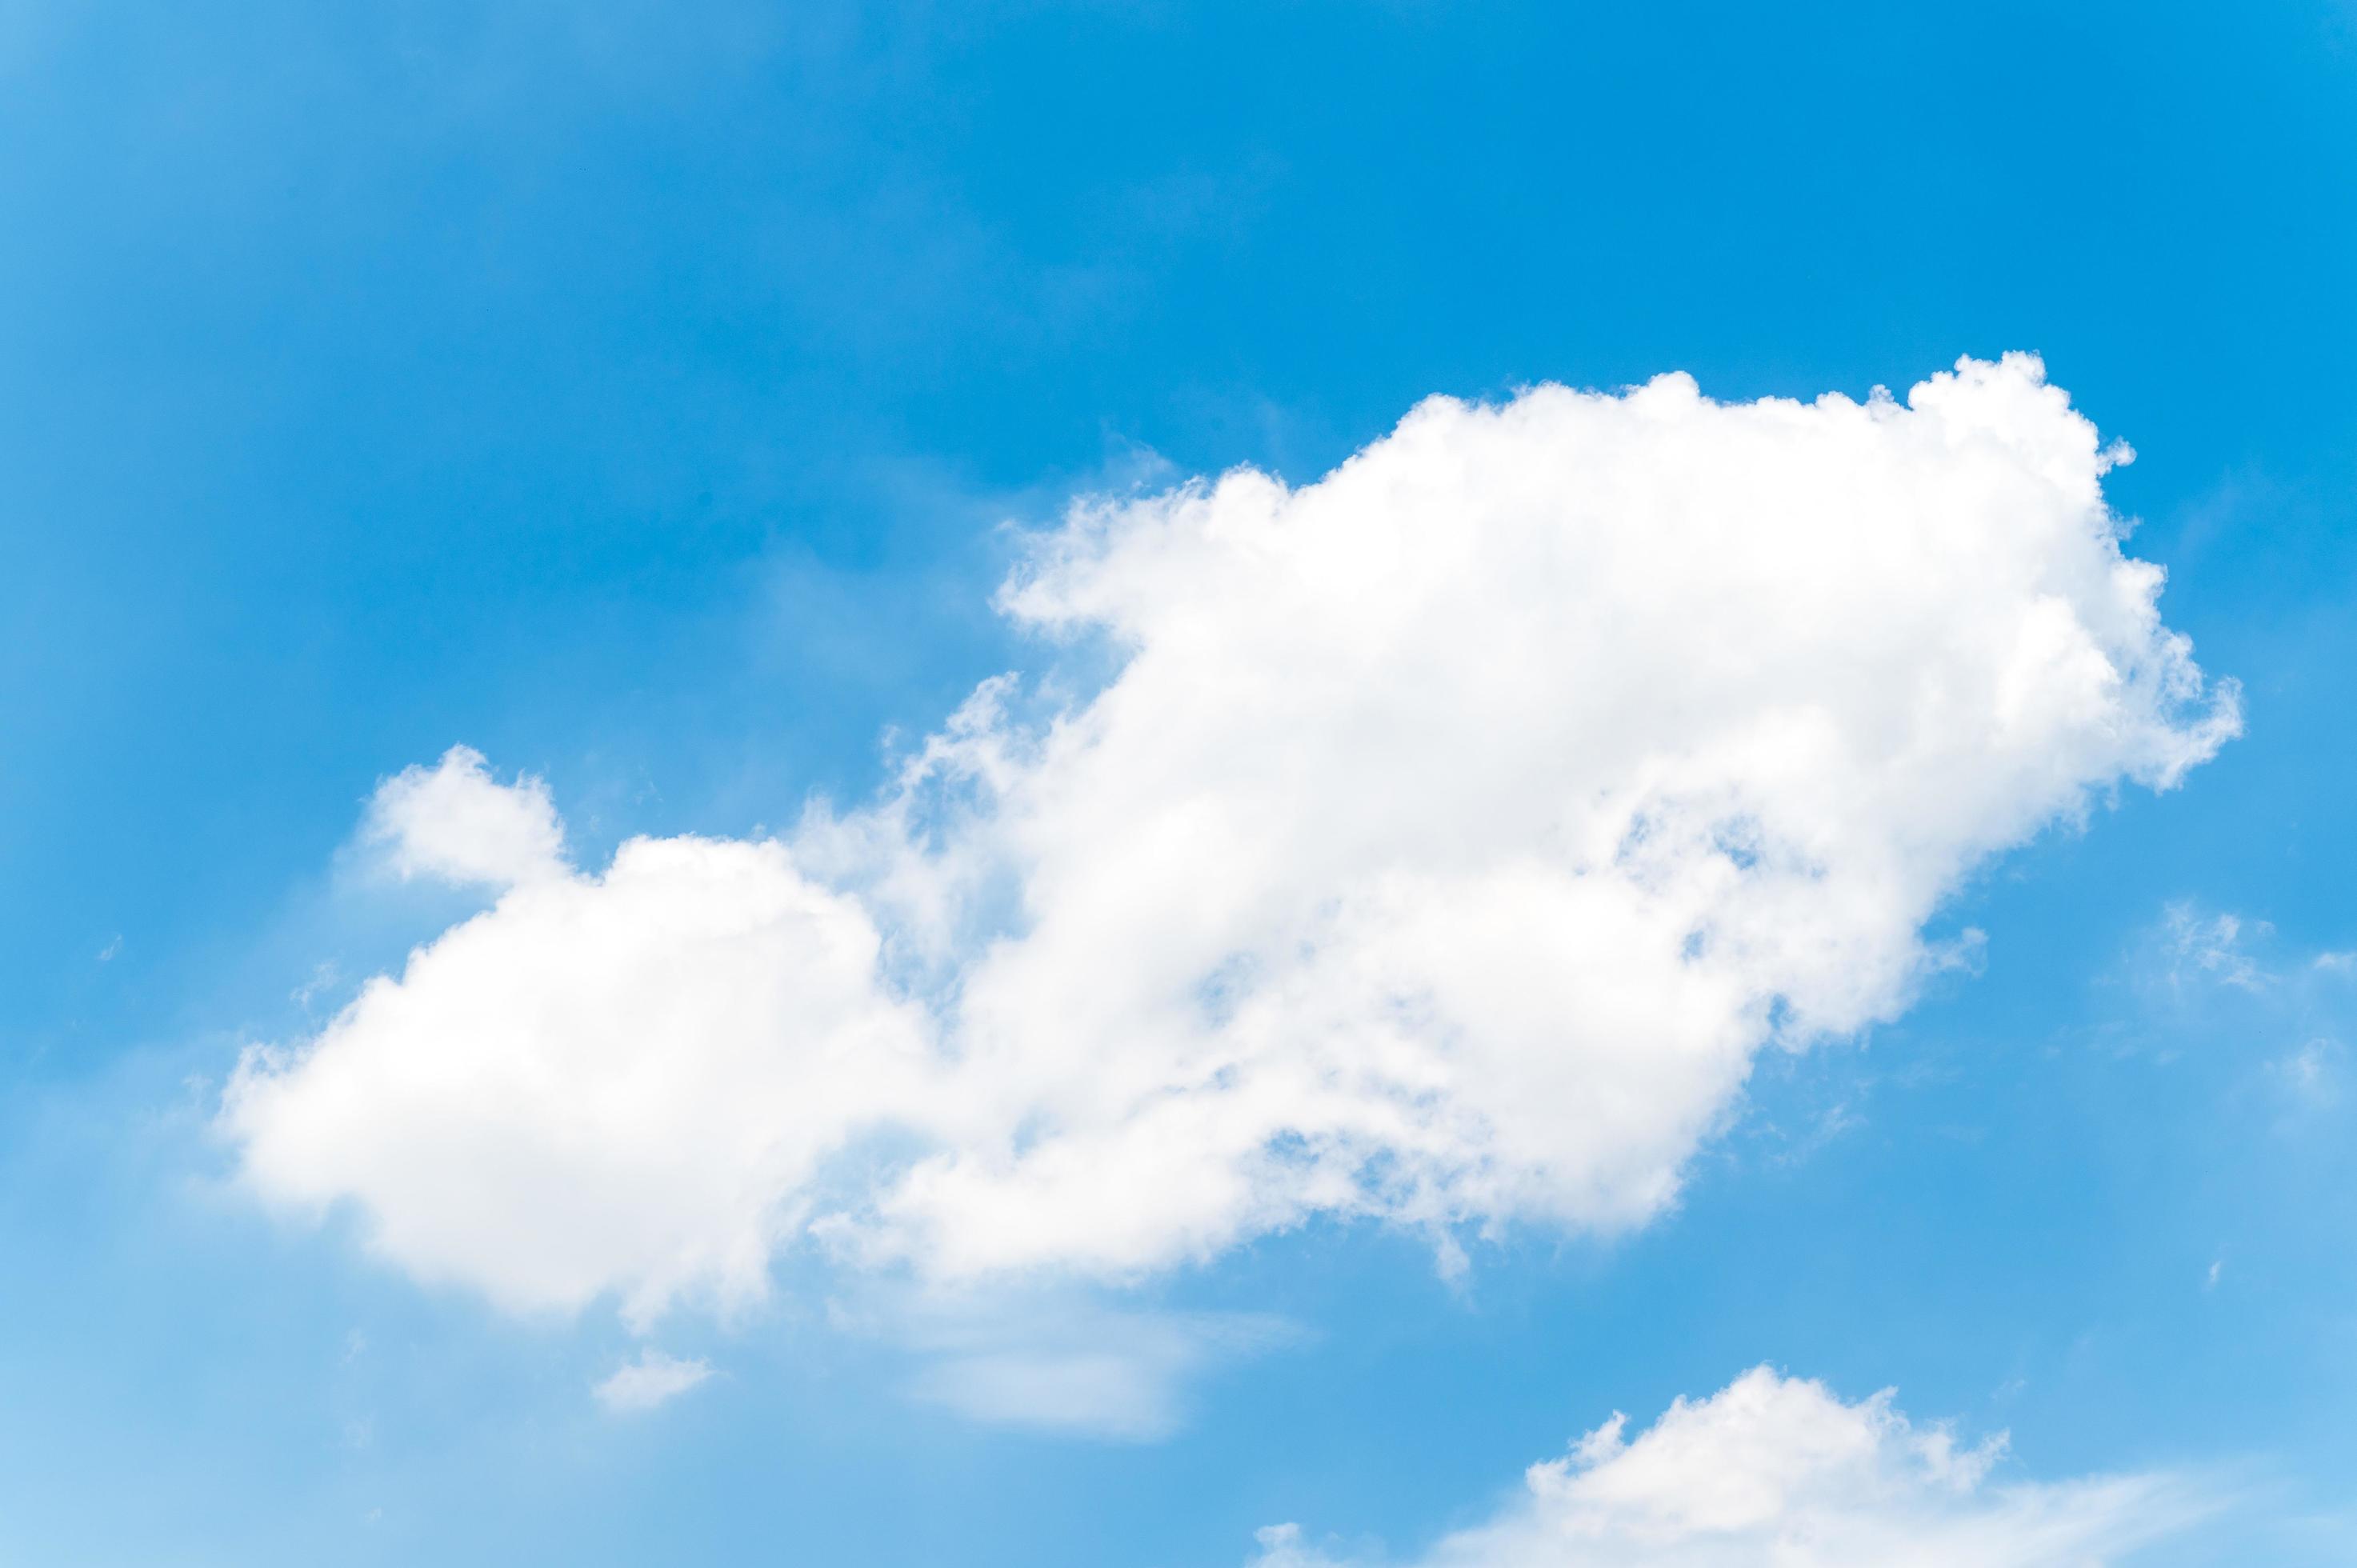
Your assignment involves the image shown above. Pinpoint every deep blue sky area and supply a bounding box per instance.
[2,3,2354,1564]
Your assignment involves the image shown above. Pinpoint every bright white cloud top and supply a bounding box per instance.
[361,743,570,890]
[1248,1367,2218,1566]
[223,354,2237,1319]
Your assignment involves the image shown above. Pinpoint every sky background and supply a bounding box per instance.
[3,2,2355,1563]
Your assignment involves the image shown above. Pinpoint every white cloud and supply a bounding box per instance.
[1248,1367,2219,1567]
[225,354,2235,1318]
[225,833,935,1321]
[362,746,568,890]
[593,1348,713,1413]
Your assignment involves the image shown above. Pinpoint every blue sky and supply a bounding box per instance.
[4,2,2356,1563]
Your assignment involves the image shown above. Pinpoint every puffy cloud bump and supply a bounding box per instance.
[362,744,567,890]
[1247,1367,2219,1566]
[225,355,2236,1315]
[231,780,934,1320]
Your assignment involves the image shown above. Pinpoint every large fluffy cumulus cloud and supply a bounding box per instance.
[223,354,2236,1314]
[1247,1367,2218,1567]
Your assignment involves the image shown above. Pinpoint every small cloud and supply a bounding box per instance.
[293,962,343,1014]
[2271,1039,2341,1107]
[1248,1366,2226,1568]
[2113,905,2357,1116]
[1251,1523,1339,1568]
[593,1349,713,1414]
[1759,1096,1864,1170]
[2206,1259,2223,1290]
[2157,902,2271,995]
[96,935,121,962]
[864,1289,1296,1442]
[909,1346,1191,1441]
[363,745,568,891]
[1924,926,1987,976]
